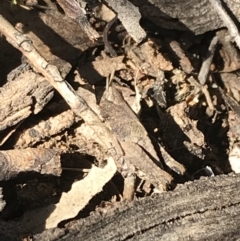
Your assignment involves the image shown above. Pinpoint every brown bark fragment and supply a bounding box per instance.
[104,0,146,42]
[13,101,76,148]
[78,56,126,85]
[0,71,53,131]
[169,40,194,74]
[0,148,61,181]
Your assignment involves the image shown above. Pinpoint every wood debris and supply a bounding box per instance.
[0,148,61,180]
[104,0,146,43]
[1,0,240,239]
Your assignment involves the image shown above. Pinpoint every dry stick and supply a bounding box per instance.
[198,36,218,85]
[103,16,118,57]
[209,0,240,50]
[62,167,91,173]
[0,15,123,159]
[195,35,219,111]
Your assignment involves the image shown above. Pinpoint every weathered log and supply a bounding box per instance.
[31,174,240,240]
[130,0,240,34]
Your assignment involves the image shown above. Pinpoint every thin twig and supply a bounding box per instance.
[103,16,118,57]
[198,35,218,85]
[188,77,215,111]
[62,167,91,172]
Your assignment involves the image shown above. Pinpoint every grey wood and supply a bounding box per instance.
[33,174,240,240]
[130,0,240,34]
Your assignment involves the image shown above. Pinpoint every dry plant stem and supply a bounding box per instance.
[0,121,23,146]
[198,36,218,85]
[0,15,123,159]
[200,86,215,111]
[209,0,240,49]
[189,77,215,111]
[62,167,91,173]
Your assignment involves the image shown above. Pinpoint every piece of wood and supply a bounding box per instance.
[12,100,76,148]
[32,174,240,240]
[104,0,146,42]
[0,148,61,180]
[0,71,53,132]
[0,15,124,162]
[130,0,240,34]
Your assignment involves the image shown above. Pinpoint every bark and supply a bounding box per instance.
[0,71,53,131]
[130,0,240,34]
[32,174,240,240]
[0,148,61,181]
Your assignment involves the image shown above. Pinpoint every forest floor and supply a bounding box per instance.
[1,1,240,240]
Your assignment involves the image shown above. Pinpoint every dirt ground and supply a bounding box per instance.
[1,0,240,240]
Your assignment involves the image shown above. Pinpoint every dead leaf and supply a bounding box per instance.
[45,156,116,228]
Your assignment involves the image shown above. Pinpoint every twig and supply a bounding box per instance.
[103,16,118,57]
[188,77,215,111]
[62,167,91,173]
[0,15,123,160]
[123,174,136,201]
[198,35,218,85]
[209,0,240,49]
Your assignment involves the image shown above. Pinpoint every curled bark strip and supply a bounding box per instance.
[0,148,61,181]
[103,16,118,57]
